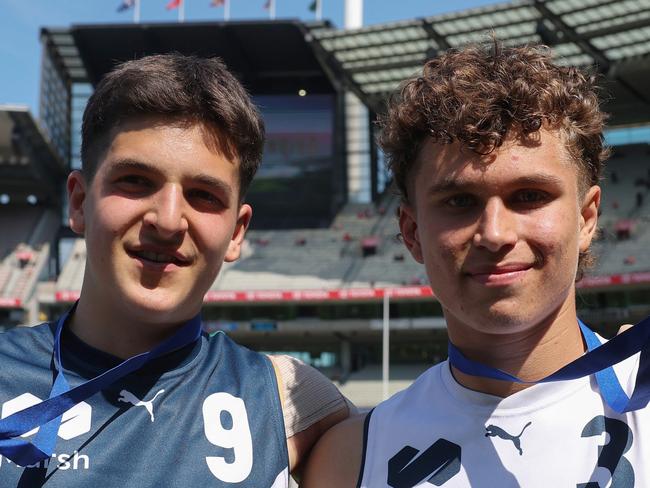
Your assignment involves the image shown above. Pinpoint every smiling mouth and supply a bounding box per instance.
[128,250,190,267]
[466,265,533,285]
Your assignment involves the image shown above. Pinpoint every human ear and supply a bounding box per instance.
[67,170,87,235]
[224,203,253,262]
[398,204,424,264]
[578,185,601,252]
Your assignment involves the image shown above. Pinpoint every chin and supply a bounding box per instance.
[121,285,199,323]
[465,303,544,335]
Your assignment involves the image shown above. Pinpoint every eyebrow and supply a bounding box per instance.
[108,158,234,200]
[108,159,155,175]
[192,174,235,201]
[426,173,565,195]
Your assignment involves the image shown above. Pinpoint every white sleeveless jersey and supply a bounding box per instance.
[359,350,649,487]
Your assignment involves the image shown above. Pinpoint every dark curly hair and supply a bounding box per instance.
[378,40,610,278]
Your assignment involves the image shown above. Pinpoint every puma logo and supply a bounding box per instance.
[118,389,165,422]
[485,421,532,455]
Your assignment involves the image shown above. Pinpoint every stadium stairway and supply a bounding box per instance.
[56,239,86,292]
[0,243,49,306]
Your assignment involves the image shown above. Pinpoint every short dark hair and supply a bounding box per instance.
[379,41,610,278]
[81,53,265,199]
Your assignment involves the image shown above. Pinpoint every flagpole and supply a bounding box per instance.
[316,0,322,21]
[134,0,141,23]
[225,0,230,21]
[179,0,185,22]
[270,0,276,20]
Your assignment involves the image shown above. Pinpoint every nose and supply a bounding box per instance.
[143,184,189,239]
[472,198,517,252]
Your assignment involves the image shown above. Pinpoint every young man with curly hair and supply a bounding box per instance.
[302,42,649,487]
[0,54,351,487]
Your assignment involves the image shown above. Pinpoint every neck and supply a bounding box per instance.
[446,299,585,397]
[68,293,190,360]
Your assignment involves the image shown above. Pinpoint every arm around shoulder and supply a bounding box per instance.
[300,413,367,488]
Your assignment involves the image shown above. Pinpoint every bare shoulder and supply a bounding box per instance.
[301,413,367,488]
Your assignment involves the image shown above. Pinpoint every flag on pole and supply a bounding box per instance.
[211,0,229,21]
[117,0,135,12]
[309,0,321,20]
[263,0,275,19]
[166,0,182,10]
[117,0,140,23]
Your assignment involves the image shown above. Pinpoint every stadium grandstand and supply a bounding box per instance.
[0,106,65,331]
[4,0,650,408]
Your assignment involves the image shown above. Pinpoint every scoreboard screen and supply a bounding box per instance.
[246,94,342,229]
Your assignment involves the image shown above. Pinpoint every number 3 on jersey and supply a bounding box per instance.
[202,392,253,483]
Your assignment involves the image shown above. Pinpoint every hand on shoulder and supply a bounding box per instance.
[617,324,634,335]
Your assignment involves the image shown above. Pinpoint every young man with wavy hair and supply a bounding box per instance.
[0,54,350,487]
[302,42,648,487]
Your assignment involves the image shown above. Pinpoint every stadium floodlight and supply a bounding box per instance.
[0,194,9,205]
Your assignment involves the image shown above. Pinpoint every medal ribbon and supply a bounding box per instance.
[0,305,202,466]
[448,316,650,414]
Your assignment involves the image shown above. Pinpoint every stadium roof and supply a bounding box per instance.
[40,20,336,94]
[0,106,66,203]
[41,0,650,125]
[308,0,650,124]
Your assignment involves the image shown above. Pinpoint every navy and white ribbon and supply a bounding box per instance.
[448,316,650,414]
[0,306,202,466]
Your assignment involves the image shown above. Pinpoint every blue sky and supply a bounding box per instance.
[0,0,498,115]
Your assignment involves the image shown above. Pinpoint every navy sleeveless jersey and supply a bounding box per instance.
[0,322,289,487]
